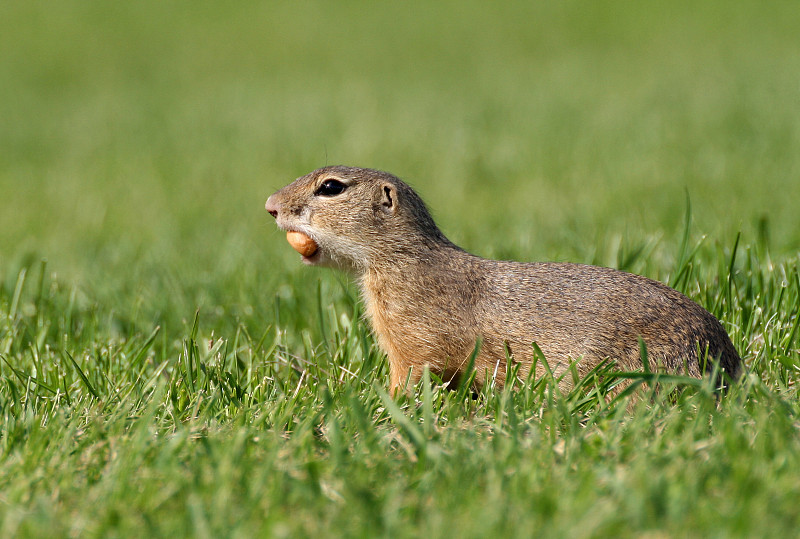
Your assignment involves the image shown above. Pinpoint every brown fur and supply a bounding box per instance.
[265,166,742,394]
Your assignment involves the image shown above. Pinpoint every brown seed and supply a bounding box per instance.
[286,231,318,257]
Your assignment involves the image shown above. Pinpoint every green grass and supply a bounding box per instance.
[2,0,800,536]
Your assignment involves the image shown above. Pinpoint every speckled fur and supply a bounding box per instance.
[266,166,742,394]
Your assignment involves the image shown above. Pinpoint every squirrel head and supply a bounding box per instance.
[265,166,452,273]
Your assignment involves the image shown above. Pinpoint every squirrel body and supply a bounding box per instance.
[266,166,742,393]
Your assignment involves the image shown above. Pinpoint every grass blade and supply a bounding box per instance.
[63,350,100,399]
[670,190,692,289]
[131,325,161,368]
[1,354,57,394]
[376,385,426,454]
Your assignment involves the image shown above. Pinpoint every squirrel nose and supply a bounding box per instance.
[265,196,279,218]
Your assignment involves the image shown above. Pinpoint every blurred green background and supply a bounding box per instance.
[1,0,799,331]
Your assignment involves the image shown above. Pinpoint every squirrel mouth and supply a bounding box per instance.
[284,229,324,266]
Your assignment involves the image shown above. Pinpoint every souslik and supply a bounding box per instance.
[266,166,742,394]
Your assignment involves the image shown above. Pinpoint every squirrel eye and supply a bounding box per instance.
[315,179,347,197]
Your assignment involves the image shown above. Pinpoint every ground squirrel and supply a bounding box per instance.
[265,166,742,394]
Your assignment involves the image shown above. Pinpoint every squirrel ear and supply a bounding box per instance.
[380,183,397,214]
